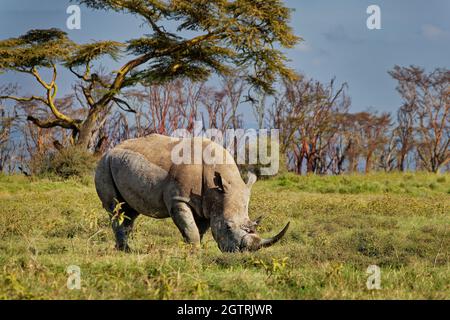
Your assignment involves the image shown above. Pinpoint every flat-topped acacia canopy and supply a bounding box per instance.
[0,0,300,150]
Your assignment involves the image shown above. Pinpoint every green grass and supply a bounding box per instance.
[0,172,449,299]
[273,172,450,196]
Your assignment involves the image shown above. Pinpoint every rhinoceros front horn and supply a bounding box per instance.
[258,222,290,249]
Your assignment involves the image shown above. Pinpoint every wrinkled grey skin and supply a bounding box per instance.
[95,134,289,252]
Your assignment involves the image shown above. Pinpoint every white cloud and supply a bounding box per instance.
[295,42,312,53]
[421,24,447,40]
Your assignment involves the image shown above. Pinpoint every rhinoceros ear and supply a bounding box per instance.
[246,172,257,189]
[213,171,226,193]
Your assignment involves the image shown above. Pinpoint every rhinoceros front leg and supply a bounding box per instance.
[169,202,201,246]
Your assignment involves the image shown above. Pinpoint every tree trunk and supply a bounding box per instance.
[306,155,314,173]
[398,154,405,172]
[365,152,373,174]
[297,156,303,175]
[75,108,101,151]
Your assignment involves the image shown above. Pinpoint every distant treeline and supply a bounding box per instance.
[1,65,449,175]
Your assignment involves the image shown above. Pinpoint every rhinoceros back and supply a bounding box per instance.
[95,134,182,218]
[95,134,241,218]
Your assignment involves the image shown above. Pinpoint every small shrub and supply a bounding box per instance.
[350,230,381,257]
[31,146,97,179]
[428,182,438,190]
[436,176,446,183]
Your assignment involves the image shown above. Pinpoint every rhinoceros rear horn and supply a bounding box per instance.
[259,222,290,248]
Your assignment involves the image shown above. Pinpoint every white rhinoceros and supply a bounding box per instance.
[95,134,289,252]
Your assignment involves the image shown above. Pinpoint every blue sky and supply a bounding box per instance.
[1,0,449,116]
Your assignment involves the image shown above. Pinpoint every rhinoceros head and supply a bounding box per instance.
[204,169,289,253]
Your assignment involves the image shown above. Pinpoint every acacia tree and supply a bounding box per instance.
[389,66,450,172]
[270,76,349,174]
[353,111,391,173]
[221,71,246,130]
[0,0,299,152]
[395,103,416,171]
[124,79,203,136]
[201,86,236,132]
[0,105,14,173]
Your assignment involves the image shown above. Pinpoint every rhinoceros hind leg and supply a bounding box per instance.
[95,155,139,252]
[112,203,139,252]
[169,202,201,246]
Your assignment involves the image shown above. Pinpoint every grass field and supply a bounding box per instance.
[0,172,449,299]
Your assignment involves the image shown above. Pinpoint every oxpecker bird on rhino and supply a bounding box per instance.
[94,134,289,252]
